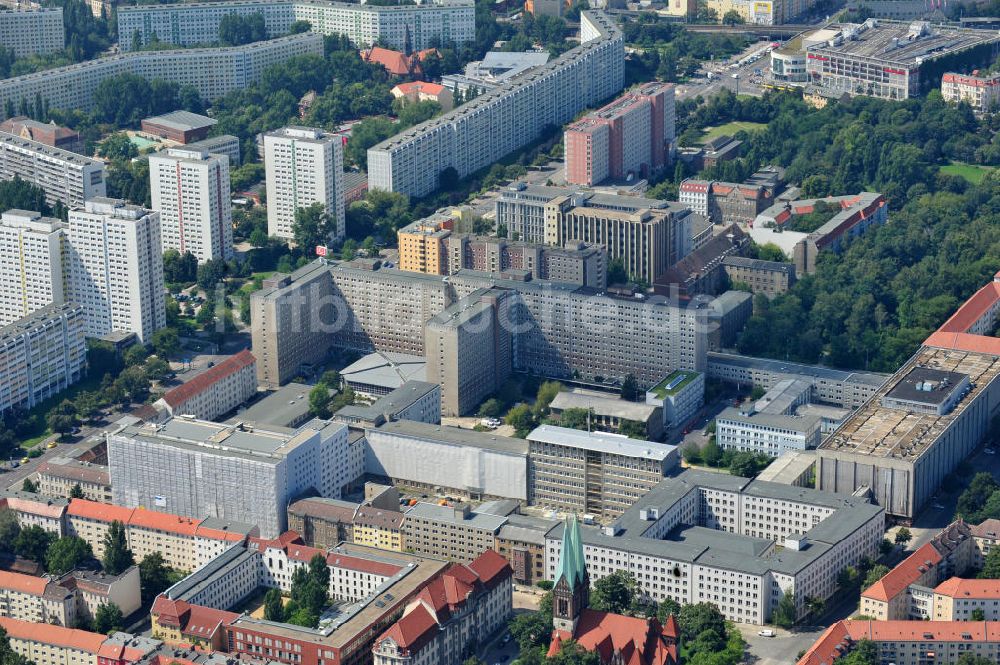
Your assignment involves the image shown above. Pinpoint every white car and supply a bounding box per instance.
[758,630,775,637]
[986,448,996,455]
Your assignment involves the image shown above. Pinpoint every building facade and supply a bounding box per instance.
[527,424,678,519]
[942,70,1000,113]
[564,81,675,186]
[367,11,623,198]
[65,198,165,342]
[149,147,234,263]
[0,132,105,207]
[0,210,65,326]
[0,303,86,415]
[108,417,361,538]
[0,34,324,120]
[155,350,257,420]
[0,8,63,58]
[119,0,474,53]
[263,126,345,243]
[37,459,112,503]
[402,502,505,563]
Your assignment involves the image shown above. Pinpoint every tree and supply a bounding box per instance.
[879,538,894,556]
[69,484,84,499]
[534,381,562,417]
[48,412,78,438]
[772,591,796,628]
[46,536,93,574]
[618,419,647,439]
[102,521,135,575]
[93,601,124,634]
[971,608,986,621]
[139,552,172,604]
[590,570,637,615]
[477,398,504,418]
[957,654,995,665]
[678,602,726,642]
[558,407,591,431]
[0,510,20,551]
[163,250,198,284]
[21,478,37,493]
[264,588,285,621]
[308,384,333,419]
[728,451,768,478]
[607,257,627,285]
[895,527,912,546]
[197,259,228,290]
[0,627,32,665]
[292,203,336,251]
[837,639,878,665]
[505,403,535,437]
[620,374,640,401]
[980,547,1000,579]
[14,525,52,564]
[721,9,745,24]
[98,133,139,161]
[862,564,890,589]
[702,439,723,466]
[219,12,269,46]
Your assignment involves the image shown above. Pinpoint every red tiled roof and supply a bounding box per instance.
[67,499,134,524]
[0,616,105,653]
[152,597,237,637]
[161,350,255,409]
[861,541,942,603]
[467,549,512,590]
[799,619,1000,665]
[374,602,439,652]
[0,570,49,596]
[934,576,1000,599]
[0,496,66,519]
[549,609,679,665]
[972,518,1000,539]
[326,552,402,577]
[393,81,446,96]
[362,47,436,77]
[129,508,200,536]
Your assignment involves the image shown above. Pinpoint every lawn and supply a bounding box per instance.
[698,121,768,144]
[16,371,105,448]
[940,161,996,185]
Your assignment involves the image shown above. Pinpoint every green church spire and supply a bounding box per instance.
[554,514,586,588]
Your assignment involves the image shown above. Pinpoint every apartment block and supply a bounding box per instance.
[396,215,452,274]
[0,210,65,326]
[65,499,257,573]
[108,417,361,538]
[368,11,623,198]
[402,502,506,563]
[548,391,664,441]
[0,132,105,207]
[678,178,776,225]
[646,370,705,431]
[334,380,441,428]
[0,303,86,415]
[149,147,234,263]
[118,0,475,53]
[653,224,749,298]
[352,505,405,552]
[37,458,112,503]
[543,194,694,284]
[564,82,675,186]
[424,288,512,416]
[286,497,359,549]
[0,493,68,536]
[527,425,678,519]
[495,513,559,585]
[372,550,512,665]
[942,70,1000,113]
[545,469,885,624]
[0,34,324,120]
[715,379,823,457]
[263,126,345,242]
[66,198,165,342]
[0,616,105,665]
[154,350,257,420]
[0,8,63,58]
[722,255,796,298]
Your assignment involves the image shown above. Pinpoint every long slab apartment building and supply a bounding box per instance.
[250,258,707,402]
[817,273,1000,521]
[367,10,624,198]
[118,0,474,52]
[0,33,323,120]
[0,8,64,59]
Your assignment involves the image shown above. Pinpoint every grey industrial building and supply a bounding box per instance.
[402,502,507,563]
[817,346,1000,521]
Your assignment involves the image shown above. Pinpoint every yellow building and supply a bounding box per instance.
[397,216,453,274]
[0,616,104,665]
[352,506,405,551]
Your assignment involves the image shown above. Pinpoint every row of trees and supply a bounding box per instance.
[263,554,330,627]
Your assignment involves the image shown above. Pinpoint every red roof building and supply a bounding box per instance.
[362,47,438,77]
[372,550,513,665]
[155,349,257,421]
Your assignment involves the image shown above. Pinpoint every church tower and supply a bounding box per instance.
[552,514,589,635]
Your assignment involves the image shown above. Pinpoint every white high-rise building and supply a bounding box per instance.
[66,198,166,342]
[0,210,65,326]
[149,147,233,262]
[264,126,344,242]
[0,132,105,207]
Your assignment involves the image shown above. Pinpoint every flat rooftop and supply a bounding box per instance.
[549,391,659,421]
[526,424,675,461]
[649,370,701,398]
[341,351,426,389]
[228,382,312,428]
[118,417,335,461]
[806,20,999,65]
[756,450,817,484]
[884,366,967,406]
[820,347,1000,460]
[143,110,217,132]
[404,502,507,531]
[708,351,890,386]
[369,420,529,456]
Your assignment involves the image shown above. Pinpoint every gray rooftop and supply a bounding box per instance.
[722,255,794,274]
[335,380,439,424]
[231,382,314,428]
[404,502,507,532]
[549,391,659,422]
[708,351,890,386]
[341,352,426,390]
[526,424,674,462]
[498,514,560,546]
[369,420,529,457]
[716,406,822,433]
[143,110,217,132]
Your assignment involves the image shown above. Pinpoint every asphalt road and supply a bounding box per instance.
[2,421,108,492]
